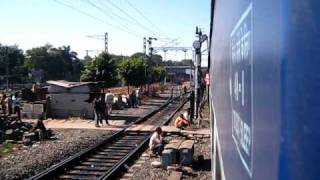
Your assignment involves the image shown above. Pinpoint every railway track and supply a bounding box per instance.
[30,91,189,180]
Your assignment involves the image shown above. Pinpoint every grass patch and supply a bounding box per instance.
[0,143,16,157]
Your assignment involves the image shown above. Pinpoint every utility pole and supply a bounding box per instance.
[86,32,109,53]
[146,37,157,95]
[6,48,9,89]
[85,50,102,57]
[193,27,208,120]
[143,37,147,54]
[183,49,187,60]
[104,32,108,53]
[190,50,194,86]
[147,37,157,56]
[163,50,167,61]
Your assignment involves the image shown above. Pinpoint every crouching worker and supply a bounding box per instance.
[175,114,191,129]
[149,127,164,156]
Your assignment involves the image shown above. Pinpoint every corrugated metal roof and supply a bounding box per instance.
[47,80,95,89]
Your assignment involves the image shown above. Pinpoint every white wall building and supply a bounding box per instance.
[47,80,97,119]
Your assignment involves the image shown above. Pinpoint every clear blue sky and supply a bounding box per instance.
[0,0,210,61]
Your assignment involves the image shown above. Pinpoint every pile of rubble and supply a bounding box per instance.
[0,116,51,146]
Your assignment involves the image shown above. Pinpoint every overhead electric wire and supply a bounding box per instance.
[124,0,164,35]
[161,38,180,47]
[84,0,142,37]
[104,0,160,37]
[53,0,142,38]
[97,0,133,26]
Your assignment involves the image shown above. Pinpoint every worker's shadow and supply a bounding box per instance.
[192,158,212,171]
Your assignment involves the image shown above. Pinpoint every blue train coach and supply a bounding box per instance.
[209,0,320,179]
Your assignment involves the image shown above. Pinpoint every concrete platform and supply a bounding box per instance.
[22,97,168,131]
[43,119,125,131]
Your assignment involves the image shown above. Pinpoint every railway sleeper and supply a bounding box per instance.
[66,170,105,176]
[59,174,100,180]
[95,151,128,156]
[115,139,146,143]
[116,139,145,143]
[106,146,134,150]
[109,143,139,148]
[113,141,141,145]
[118,134,149,140]
[86,158,120,163]
[125,132,150,136]
[91,154,125,159]
[99,149,130,153]
[72,165,110,171]
[80,162,115,167]
[118,137,146,141]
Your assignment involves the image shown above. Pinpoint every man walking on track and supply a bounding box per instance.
[94,93,109,127]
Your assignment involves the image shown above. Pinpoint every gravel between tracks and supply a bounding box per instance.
[0,129,114,180]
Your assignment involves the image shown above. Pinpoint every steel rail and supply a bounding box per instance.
[29,92,188,180]
[101,95,190,179]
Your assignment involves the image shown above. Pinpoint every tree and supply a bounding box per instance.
[149,54,163,66]
[118,56,147,94]
[131,53,163,66]
[151,66,165,83]
[57,46,80,81]
[110,54,127,66]
[82,55,93,66]
[162,59,193,66]
[25,44,83,82]
[80,52,118,88]
[71,59,84,81]
[180,59,193,66]
[25,44,66,81]
[0,44,27,84]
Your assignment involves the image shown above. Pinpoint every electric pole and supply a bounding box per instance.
[85,50,102,57]
[147,37,157,56]
[163,49,167,61]
[146,37,157,95]
[5,47,9,89]
[193,27,208,120]
[87,32,109,53]
[104,32,108,53]
[183,49,187,60]
[143,37,147,54]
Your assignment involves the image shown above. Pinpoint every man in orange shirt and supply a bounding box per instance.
[175,113,191,129]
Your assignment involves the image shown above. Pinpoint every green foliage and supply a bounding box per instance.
[118,56,147,87]
[80,52,118,88]
[24,44,83,82]
[149,54,163,66]
[151,66,165,83]
[0,143,16,157]
[124,53,165,84]
[131,53,163,67]
[163,59,192,66]
[0,44,27,83]
[110,54,127,66]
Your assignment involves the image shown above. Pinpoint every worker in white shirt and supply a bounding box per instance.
[12,92,21,120]
[149,127,164,156]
